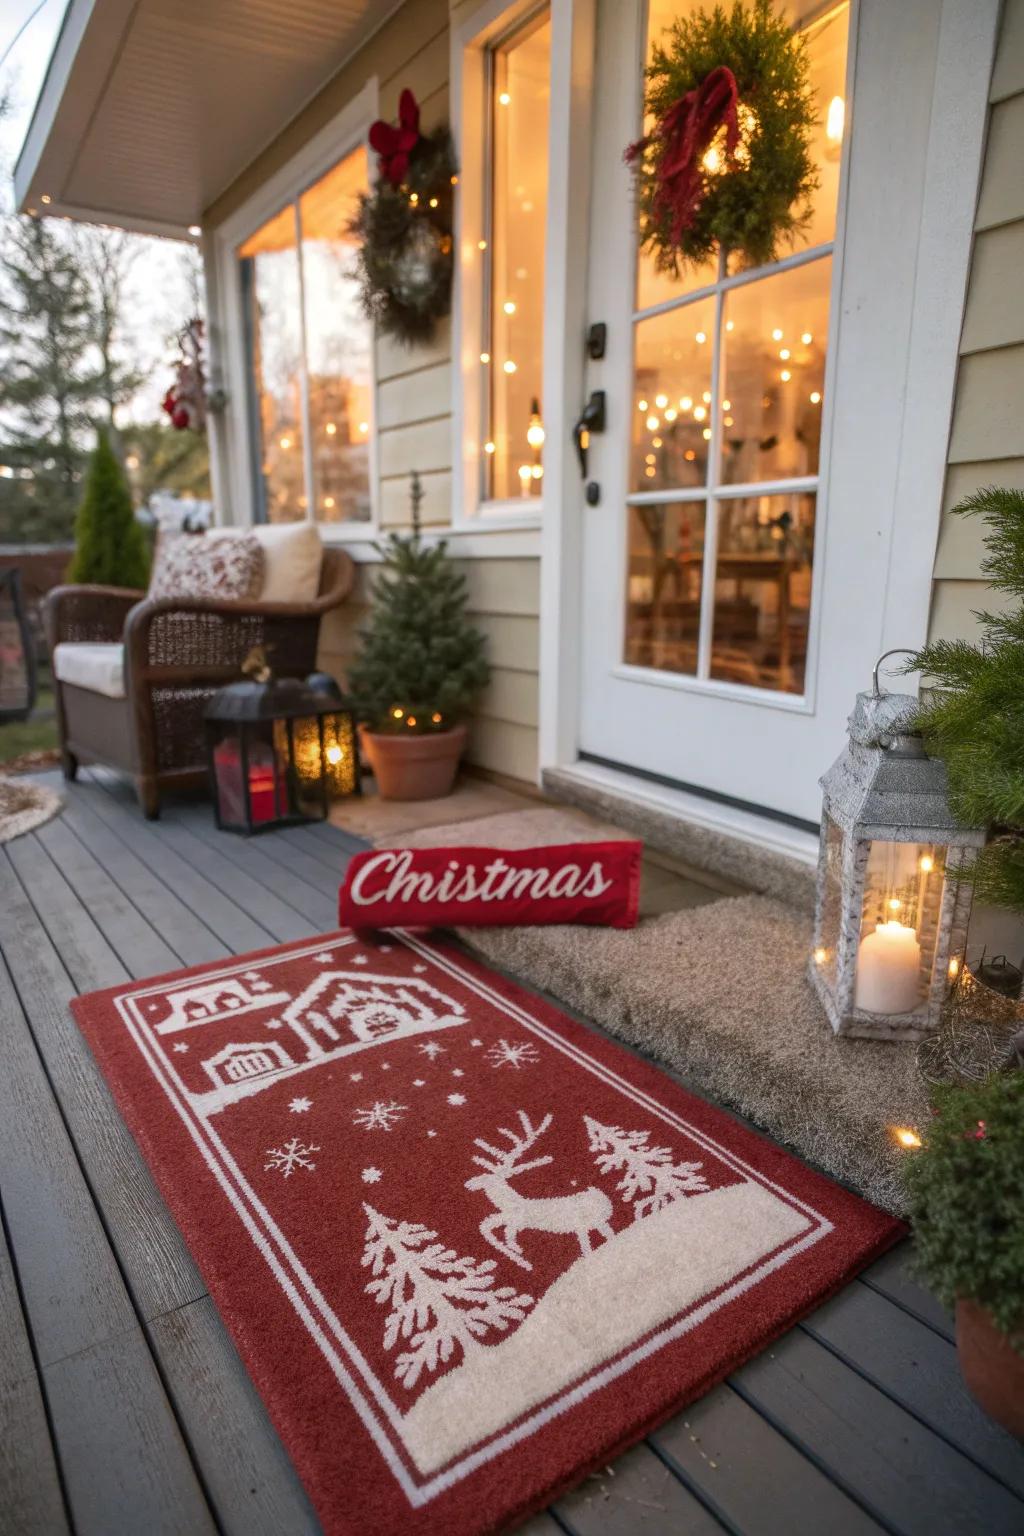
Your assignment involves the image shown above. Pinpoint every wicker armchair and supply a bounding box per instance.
[45,546,355,817]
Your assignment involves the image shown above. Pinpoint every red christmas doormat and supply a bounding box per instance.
[73,931,902,1536]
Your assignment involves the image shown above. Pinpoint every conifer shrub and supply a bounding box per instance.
[67,431,150,589]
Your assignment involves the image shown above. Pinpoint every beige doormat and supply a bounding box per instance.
[0,773,62,843]
[383,808,929,1213]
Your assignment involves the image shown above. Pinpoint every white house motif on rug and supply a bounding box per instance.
[149,966,468,1116]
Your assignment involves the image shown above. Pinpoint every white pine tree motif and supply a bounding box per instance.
[361,1204,534,1390]
[584,1117,708,1221]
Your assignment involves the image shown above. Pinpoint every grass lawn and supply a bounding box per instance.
[0,683,59,768]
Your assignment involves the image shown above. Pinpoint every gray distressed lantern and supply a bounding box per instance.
[808,652,986,1042]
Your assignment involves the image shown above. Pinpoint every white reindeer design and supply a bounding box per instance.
[464,1110,614,1271]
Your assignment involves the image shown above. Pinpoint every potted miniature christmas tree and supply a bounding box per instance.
[348,474,490,800]
[68,430,150,589]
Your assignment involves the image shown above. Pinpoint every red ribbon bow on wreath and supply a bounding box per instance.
[369,88,422,186]
[627,64,740,246]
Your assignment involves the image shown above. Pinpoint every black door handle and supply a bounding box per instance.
[573,390,606,480]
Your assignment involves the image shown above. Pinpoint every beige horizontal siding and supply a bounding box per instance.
[931,0,1024,645]
[465,719,539,783]
[377,318,451,382]
[378,416,453,478]
[377,364,453,429]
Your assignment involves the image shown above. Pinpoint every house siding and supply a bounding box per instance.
[931,0,1024,641]
[203,0,541,784]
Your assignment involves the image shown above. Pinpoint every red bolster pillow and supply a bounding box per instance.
[338,841,642,930]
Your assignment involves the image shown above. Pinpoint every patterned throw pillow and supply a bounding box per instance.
[149,532,265,603]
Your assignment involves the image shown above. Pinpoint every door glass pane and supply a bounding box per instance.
[625,500,706,674]
[632,298,715,492]
[709,492,815,693]
[486,10,551,502]
[238,207,305,523]
[720,256,829,484]
[298,146,373,522]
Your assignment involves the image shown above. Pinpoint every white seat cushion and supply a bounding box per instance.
[53,642,126,699]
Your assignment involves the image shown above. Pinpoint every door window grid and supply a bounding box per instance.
[623,0,848,698]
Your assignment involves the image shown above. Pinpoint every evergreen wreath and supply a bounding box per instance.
[350,90,458,345]
[626,0,819,275]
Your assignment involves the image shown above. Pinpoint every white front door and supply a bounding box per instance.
[574,0,979,827]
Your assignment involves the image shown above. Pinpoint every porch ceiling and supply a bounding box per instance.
[14,0,394,239]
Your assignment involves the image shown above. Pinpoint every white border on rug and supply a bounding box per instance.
[114,931,833,1507]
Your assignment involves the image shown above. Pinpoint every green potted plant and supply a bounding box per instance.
[68,430,151,588]
[902,1072,1024,1437]
[348,478,490,801]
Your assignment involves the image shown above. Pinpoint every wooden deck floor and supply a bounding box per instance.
[3,771,1023,1536]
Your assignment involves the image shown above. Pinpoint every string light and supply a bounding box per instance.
[484,440,496,454]
[503,360,517,374]
[655,393,668,408]
[702,427,711,440]
[480,351,491,363]
[919,854,935,873]
[391,706,404,720]
[499,92,511,106]
[409,192,418,205]
[432,712,442,724]
[664,407,677,421]
[324,496,336,509]
[724,415,734,427]
[503,300,516,314]
[779,348,790,360]
[772,327,784,341]
[645,466,656,478]
[358,421,369,433]
[814,947,827,965]
[695,330,707,344]
[651,436,663,447]
[892,1127,922,1149]
[429,197,438,208]
[326,744,343,765]
[801,332,813,344]
[693,405,707,422]
[646,414,659,430]
[725,319,734,332]
[451,175,459,185]
[702,391,711,403]
[679,395,693,411]
[478,239,487,250]
[684,448,696,461]
[826,95,845,145]
[407,716,418,727]
[722,398,731,410]
[948,957,960,979]
[518,464,532,485]
[780,369,791,382]
[526,401,545,449]
[279,435,292,449]
[638,399,649,412]
[531,464,543,479]
[325,422,337,435]
[810,391,822,404]
[888,897,902,912]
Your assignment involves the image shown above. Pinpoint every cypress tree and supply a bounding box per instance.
[67,431,150,589]
[910,486,1024,914]
[348,477,490,732]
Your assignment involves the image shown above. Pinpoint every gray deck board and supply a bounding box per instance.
[0,1200,70,1536]
[2,774,1022,1536]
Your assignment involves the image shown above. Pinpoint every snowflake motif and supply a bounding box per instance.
[265,1137,320,1178]
[413,964,427,974]
[353,1100,409,1132]
[413,1079,426,1087]
[417,1041,446,1061]
[427,1130,438,1138]
[486,1038,541,1071]
[172,1042,189,1054]
[250,979,273,993]
[351,955,368,966]
[451,1068,464,1078]
[147,1002,160,1013]
[288,1096,313,1114]
[448,1093,467,1107]
[242,970,263,981]
[265,1017,283,1030]
[362,1167,383,1185]
[379,944,393,952]
[350,1072,363,1082]
[470,1038,483,1047]
[314,951,336,964]
[381,1063,392,1072]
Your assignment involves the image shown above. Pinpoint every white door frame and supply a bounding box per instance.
[538,0,999,822]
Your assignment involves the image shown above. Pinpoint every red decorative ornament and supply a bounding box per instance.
[626,64,740,246]
[369,88,422,186]
[162,317,207,433]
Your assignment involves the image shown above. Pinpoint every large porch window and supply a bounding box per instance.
[237,145,373,527]
[624,0,849,696]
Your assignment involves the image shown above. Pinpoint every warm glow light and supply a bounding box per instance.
[518,464,532,483]
[326,745,343,765]
[680,396,692,411]
[638,399,649,412]
[409,192,418,205]
[693,405,707,422]
[503,300,516,314]
[499,91,511,105]
[801,332,813,345]
[779,348,791,360]
[451,175,458,185]
[664,407,677,422]
[429,197,438,209]
[948,957,961,979]
[780,369,792,382]
[893,1127,922,1150]
[772,327,784,341]
[725,319,734,332]
[702,427,711,440]
[478,239,488,251]
[684,449,696,461]
[484,440,496,454]
[645,466,656,478]
[407,716,417,727]
[810,391,822,404]
[531,464,543,479]
[432,712,442,724]
[722,398,731,411]
[888,897,902,911]
[279,435,292,449]
[646,415,659,430]
[826,95,845,144]
[655,393,668,408]
[480,351,490,363]
[651,436,663,447]
[702,145,722,175]
[645,453,656,465]
[724,415,734,427]
[125,454,139,470]
[919,855,935,873]
[526,404,545,449]
[391,706,404,719]
[41,194,52,205]
[325,421,337,435]
[324,496,336,509]
[187,223,201,236]
[814,946,827,965]
[503,360,517,374]
[695,330,707,344]
[358,421,369,434]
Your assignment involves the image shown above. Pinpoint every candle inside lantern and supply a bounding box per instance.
[855,918,921,1014]
[213,739,286,826]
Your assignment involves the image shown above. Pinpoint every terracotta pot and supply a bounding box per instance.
[359,723,467,802]
[956,1298,1024,1439]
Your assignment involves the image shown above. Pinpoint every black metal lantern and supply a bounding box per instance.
[205,653,359,834]
[0,567,38,723]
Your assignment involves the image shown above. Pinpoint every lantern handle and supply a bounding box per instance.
[872,648,917,697]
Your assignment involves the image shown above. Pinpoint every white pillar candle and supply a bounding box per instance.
[855,919,921,1014]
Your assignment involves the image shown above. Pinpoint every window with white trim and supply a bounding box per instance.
[625,0,849,696]
[478,5,551,506]
[237,144,373,526]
